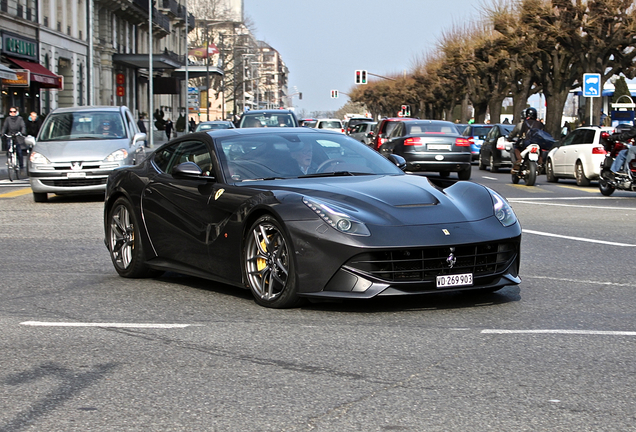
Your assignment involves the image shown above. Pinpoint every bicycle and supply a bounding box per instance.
[4,133,21,181]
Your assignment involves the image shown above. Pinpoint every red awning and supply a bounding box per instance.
[7,58,62,89]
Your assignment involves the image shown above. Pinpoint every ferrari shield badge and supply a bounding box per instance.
[215,188,225,200]
[442,229,450,236]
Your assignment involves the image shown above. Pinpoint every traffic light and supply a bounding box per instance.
[331,90,339,98]
[355,70,368,84]
[400,105,411,117]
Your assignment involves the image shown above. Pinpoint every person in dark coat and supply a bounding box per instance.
[165,118,173,140]
[1,107,27,169]
[137,114,147,134]
[27,111,42,137]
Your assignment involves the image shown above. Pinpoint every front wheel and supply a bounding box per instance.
[599,178,615,196]
[525,160,537,186]
[107,197,157,278]
[490,154,499,173]
[33,192,48,202]
[244,215,301,308]
[575,161,590,186]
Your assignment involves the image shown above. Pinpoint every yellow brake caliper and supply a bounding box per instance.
[257,238,267,272]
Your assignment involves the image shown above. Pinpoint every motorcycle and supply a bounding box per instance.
[510,142,541,186]
[598,132,636,196]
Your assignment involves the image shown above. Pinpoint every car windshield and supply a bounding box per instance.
[38,112,126,141]
[470,126,492,137]
[318,121,342,129]
[216,132,404,182]
[240,113,295,128]
[406,121,459,135]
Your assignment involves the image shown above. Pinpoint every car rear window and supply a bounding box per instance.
[240,113,295,128]
[39,112,126,141]
[407,122,458,135]
[470,126,493,137]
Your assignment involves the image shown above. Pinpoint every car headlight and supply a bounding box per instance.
[104,149,128,162]
[491,191,517,227]
[29,151,51,164]
[303,197,370,236]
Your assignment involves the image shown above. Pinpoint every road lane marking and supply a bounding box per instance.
[0,187,31,198]
[557,184,600,193]
[20,321,193,328]
[525,275,635,287]
[507,184,550,192]
[510,196,632,200]
[523,229,636,247]
[481,176,498,180]
[511,201,636,210]
[482,329,636,336]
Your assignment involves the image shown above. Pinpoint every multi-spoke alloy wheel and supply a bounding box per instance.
[107,197,156,278]
[244,216,299,308]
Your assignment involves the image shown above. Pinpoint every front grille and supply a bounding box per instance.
[40,178,108,187]
[345,241,517,283]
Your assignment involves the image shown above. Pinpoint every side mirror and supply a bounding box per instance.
[24,136,36,148]
[132,132,147,147]
[387,154,407,170]
[172,161,214,180]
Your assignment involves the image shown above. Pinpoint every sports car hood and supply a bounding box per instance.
[33,138,129,162]
[256,174,496,227]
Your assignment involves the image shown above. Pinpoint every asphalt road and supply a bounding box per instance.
[1,168,635,432]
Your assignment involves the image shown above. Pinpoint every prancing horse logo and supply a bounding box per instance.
[446,247,456,269]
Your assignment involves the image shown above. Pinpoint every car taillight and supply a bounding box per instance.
[468,137,475,144]
[455,137,470,146]
[404,137,422,146]
[341,128,345,133]
[496,141,506,150]
[592,146,606,154]
[378,137,387,147]
[530,146,539,153]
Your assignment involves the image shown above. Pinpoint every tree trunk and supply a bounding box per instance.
[488,95,505,125]
[473,101,488,123]
[544,89,570,139]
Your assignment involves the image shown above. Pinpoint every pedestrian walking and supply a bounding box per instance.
[27,111,42,137]
[137,114,147,134]
[165,118,173,140]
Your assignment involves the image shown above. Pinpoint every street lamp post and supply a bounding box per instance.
[149,0,154,148]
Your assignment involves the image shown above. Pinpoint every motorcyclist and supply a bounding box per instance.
[609,124,636,175]
[508,107,544,173]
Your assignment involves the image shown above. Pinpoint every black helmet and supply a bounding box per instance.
[526,107,538,120]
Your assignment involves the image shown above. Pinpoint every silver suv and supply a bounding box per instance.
[27,106,147,202]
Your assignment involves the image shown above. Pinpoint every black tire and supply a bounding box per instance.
[490,154,499,173]
[457,166,471,180]
[546,159,558,182]
[33,192,48,202]
[478,154,486,170]
[575,161,590,186]
[599,178,615,196]
[244,215,301,308]
[525,161,537,186]
[511,172,520,184]
[106,197,157,278]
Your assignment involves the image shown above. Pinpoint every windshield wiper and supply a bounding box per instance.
[299,171,372,178]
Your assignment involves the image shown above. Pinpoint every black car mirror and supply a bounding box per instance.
[172,161,214,180]
[387,154,407,170]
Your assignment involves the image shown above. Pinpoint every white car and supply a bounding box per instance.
[315,119,344,133]
[546,126,613,186]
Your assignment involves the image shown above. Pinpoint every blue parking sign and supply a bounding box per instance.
[583,73,601,97]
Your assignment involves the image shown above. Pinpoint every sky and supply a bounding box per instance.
[243,0,479,116]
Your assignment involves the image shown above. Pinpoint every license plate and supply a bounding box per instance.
[436,273,473,288]
[428,144,451,151]
[528,153,539,161]
[67,172,86,178]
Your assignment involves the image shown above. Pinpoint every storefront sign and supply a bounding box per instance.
[1,32,38,61]
[2,69,29,86]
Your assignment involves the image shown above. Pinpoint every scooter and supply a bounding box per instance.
[598,132,636,196]
[511,143,541,186]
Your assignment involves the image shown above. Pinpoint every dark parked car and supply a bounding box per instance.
[369,117,417,150]
[462,124,493,160]
[379,120,472,179]
[344,117,373,135]
[237,110,299,128]
[478,124,515,173]
[104,128,521,308]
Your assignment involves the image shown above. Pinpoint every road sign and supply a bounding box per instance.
[583,73,601,97]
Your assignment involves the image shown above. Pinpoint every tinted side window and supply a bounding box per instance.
[153,140,214,176]
[581,129,596,144]
[571,130,588,145]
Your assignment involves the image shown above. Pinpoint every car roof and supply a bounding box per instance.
[199,127,343,139]
[49,106,125,114]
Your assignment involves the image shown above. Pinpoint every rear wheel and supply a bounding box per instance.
[244,215,301,308]
[546,159,558,182]
[490,155,499,173]
[575,161,590,186]
[599,178,615,196]
[525,161,537,186]
[457,166,471,180]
